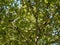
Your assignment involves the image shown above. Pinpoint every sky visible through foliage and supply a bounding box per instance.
[0,0,60,45]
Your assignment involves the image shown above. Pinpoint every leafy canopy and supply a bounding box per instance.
[0,0,60,45]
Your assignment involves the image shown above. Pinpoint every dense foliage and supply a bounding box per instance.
[0,0,60,45]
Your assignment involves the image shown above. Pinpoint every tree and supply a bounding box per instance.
[0,0,60,45]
